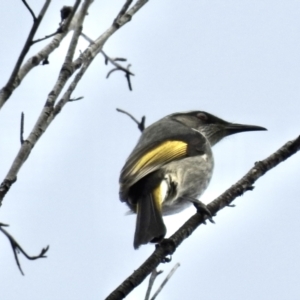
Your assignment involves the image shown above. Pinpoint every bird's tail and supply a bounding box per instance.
[134,191,166,249]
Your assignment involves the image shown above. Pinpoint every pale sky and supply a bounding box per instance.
[0,1,300,299]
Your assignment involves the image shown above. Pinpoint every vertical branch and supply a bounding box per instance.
[20,112,25,144]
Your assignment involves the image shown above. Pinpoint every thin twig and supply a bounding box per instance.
[69,96,84,102]
[105,135,300,300]
[145,269,163,300]
[150,263,180,300]
[116,108,145,132]
[31,31,60,45]
[22,0,37,21]
[101,50,134,91]
[81,33,134,90]
[20,112,24,145]
[0,223,49,275]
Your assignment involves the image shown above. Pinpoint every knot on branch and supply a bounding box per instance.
[254,160,268,175]
[0,178,17,204]
[60,6,73,24]
[60,62,75,77]
[156,238,176,261]
[113,0,133,28]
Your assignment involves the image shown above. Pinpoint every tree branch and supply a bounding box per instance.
[145,268,163,300]
[150,263,180,300]
[0,223,49,275]
[0,0,149,205]
[0,0,51,109]
[0,0,91,206]
[116,108,145,132]
[20,112,25,144]
[80,33,135,90]
[22,0,37,21]
[105,135,300,300]
[102,50,134,91]
[0,0,82,111]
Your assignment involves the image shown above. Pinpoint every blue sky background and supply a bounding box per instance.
[0,1,300,299]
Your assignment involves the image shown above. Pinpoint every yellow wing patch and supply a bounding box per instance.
[152,183,164,212]
[136,182,165,213]
[132,140,188,174]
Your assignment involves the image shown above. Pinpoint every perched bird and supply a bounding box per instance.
[119,111,266,249]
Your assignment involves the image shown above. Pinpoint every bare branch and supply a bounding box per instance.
[20,112,25,145]
[81,32,134,90]
[0,0,82,110]
[31,31,60,45]
[103,53,134,76]
[69,96,84,102]
[22,0,37,20]
[73,0,149,62]
[0,0,51,109]
[0,0,150,206]
[0,0,91,205]
[116,108,145,132]
[0,223,49,275]
[150,263,180,300]
[105,135,300,300]
[101,50,134,91]
[145,269,163,300]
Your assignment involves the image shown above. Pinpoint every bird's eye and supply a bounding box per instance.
[197,112,207,121]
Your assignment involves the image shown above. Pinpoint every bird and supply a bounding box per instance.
[119,111,266,249]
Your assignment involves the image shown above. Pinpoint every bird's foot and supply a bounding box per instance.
[188,198,215,224]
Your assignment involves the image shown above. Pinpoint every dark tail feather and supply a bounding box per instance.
[134,193,166,249]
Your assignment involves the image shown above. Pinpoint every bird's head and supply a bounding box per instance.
[170,111,267,146]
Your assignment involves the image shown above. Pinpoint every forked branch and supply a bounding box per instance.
[0,223,49,275]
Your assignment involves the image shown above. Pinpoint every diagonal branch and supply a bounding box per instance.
[105,135,300,300]
[0,0,51,109]
[150,263,180,300]
[0,0,82,111]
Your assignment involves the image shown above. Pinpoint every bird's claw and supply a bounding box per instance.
[188,198,215,223]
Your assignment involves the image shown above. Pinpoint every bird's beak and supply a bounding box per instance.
[225,123,267,135]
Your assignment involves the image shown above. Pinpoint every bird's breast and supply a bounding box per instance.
[161,153,214,215]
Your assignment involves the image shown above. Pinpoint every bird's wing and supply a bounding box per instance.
[119,129,208,201]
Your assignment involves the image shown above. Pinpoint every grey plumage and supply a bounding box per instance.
[119,111,266,249]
